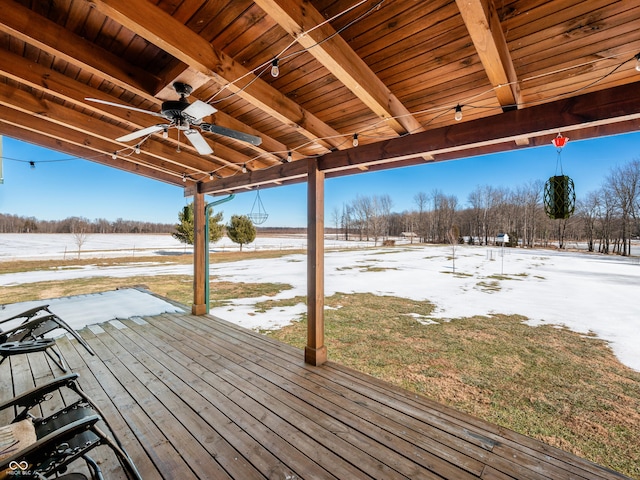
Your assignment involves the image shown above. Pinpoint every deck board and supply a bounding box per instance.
[1,311,631,480]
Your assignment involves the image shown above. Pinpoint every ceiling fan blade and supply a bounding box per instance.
[182,100,217,122]
[184,129,214,155]
[201,124,262,146]
[85,97,164,117]
[117,125,165,142]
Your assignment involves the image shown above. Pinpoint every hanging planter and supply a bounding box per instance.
[247,189,269,225]
[544,175,576,219]
[543,133,576,220]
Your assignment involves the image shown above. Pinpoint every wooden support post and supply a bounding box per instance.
[192,188,207,315]
[305,158,327,365]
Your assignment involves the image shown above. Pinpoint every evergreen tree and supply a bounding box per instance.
[172,203,224,245]
[226,214,256,252]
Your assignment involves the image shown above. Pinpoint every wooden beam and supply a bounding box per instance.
[305,158,327,366]
[189,80,640,195]
[90,0,346,152]
[192,190,207,315]
[254,0,424,136]
[456,0,522,109]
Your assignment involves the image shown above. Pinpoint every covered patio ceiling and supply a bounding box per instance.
[1,0,640,196]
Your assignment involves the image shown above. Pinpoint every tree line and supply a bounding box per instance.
[332,159,640,256]
[0,214,174,234]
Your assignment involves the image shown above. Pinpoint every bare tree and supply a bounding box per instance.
[72,228,89,259]
[413,192,428,242]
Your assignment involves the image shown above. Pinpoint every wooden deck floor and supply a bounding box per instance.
[0,311,631,479]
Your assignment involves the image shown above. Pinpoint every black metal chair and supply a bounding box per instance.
[0,305,95,371]
[0,373,142,480]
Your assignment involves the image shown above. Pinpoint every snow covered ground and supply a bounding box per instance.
[1,233,639,371]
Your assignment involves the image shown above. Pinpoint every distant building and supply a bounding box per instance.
[496,233,509,245]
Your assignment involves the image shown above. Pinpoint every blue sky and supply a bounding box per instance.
[1,131,639,227]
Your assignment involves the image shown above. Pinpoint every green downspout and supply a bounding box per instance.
[205,194,235,312]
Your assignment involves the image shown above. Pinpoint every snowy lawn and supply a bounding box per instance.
[1,234,639,372]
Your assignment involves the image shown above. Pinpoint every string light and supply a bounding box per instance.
[242,164,247,173]
[209,172,214,180]
[29,161,35,169]
[270,58,280,78]
[162,127,169,139]
[134,144,141,154]
[454,105,463,122]
[182,173,187,182]
[112,152,117,160]
[287,151,292,162]
[635,53,640,72]
[352,133,359,147]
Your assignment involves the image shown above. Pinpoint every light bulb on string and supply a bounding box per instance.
[162,128,169,139]
[209,172,214,180]
[29,161,35,170]
[242,164,247,173]
[271,58,280,77]
[352,133,359,147]
[111,152,117,160]
[182,173,187,183]
[635,53,640,72]
[454,105,463,121]
[287,151,292,162]
[134,144,141,154]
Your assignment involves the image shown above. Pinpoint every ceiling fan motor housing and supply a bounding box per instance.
[161,99,191,120]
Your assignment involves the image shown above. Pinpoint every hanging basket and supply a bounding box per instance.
[247,189,269,225]
[247,211,269,225]
[544,175,576,219]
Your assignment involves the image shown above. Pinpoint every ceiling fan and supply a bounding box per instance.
[86,82,261,155]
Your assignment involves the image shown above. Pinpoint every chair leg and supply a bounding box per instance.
[44,345,67,372]
[83,454,105,480]
[91,426,143,480]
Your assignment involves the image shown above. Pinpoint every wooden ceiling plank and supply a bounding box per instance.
[253,0,423,136]
[89,0,344,151]
[0,0,162,96]
[456,0,522,110]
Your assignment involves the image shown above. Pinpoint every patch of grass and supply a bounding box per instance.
[476,280,501,292]
[361,266,398,272]
[487,274,523,281]
[266,293,640,479]
[254,295,306,313]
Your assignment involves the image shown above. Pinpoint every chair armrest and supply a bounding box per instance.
[0,374,80,419]
[0,305,50,325]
